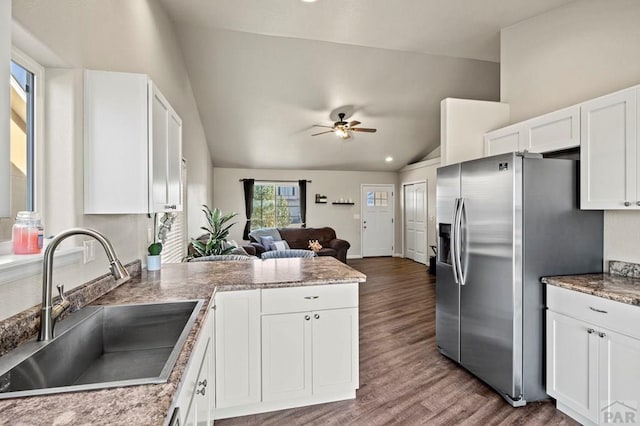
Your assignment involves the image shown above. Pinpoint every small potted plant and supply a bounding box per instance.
[147,212,177,271]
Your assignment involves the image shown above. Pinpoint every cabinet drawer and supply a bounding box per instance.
[262,283,358,314]
[547,285,640,338]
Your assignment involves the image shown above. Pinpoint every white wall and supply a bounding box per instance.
[500,0,640,264]
[0,2,9,218]
[440,98,510,165]
[399,158,440,256]
[212,168,399,258]
[0,1,212,320]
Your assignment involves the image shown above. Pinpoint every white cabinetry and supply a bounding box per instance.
[546,285,640,425]
[214,284,360,419]
[580,88,638,209]
[214,289,261,409]
[484,106,579,156]
[175,303,213,426]
[84,70,182,214]
[484,124,523,156]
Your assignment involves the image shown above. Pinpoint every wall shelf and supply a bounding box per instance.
[332,202,355,205]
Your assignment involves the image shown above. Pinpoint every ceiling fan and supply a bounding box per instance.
[311,113,377,139]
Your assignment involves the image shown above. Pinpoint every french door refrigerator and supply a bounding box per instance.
[435,152,603,406]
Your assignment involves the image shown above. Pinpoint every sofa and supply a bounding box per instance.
[249,227,350,263]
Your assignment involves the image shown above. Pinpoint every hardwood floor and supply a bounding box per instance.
[217,257,577,425]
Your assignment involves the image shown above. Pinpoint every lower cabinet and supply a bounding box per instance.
[174,301,214,426]
[262,307,359,402]
[546,286,640,426]
[214,283,359,419]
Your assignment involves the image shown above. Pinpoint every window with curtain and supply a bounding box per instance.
[251,182,301,230]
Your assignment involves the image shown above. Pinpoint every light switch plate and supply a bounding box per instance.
[83,240,96,264]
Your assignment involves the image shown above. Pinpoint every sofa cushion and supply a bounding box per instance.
[249,228,281,242]
[278,227,337,249]
[270,240,291,251]
[260,235,275,250]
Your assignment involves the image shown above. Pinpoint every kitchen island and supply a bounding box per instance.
[0,257,366,425]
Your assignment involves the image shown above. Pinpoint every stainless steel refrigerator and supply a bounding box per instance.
[436,152,603,406]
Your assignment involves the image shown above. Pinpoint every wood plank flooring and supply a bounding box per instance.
[217,257,578,425]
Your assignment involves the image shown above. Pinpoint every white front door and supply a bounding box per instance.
[404,182,427,264]
[361,185,394,257]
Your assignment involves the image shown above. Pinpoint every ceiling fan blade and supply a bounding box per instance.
[311,130,335,136]
[312,125,335,129]
[348,121,361,127]
[351,128,377,133]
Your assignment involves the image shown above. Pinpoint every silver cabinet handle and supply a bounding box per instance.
[636,201,640,206]
[314,314,320,319]
[589,306,608,314]
[196,385,206,396]
[624,201,631,207]
[304,296,319,300]
[587,328,595,334]
[305,315,310,320]
[598,331,607,338]
[198,379,207,387]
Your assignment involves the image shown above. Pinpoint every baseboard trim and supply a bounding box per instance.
[347,254,363,259]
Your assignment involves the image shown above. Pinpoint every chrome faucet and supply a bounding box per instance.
[39,228,130,341]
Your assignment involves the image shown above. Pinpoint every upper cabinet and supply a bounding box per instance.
[84,70,182,214]
[580,87,637,210]
[484,106,579,156]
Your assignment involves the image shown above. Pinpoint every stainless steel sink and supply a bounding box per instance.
[0,299,204,399]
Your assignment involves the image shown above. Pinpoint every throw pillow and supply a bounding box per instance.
[260,235,275,251]
[269,240,290,251]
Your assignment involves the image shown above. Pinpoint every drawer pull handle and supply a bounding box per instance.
[198,379,207,387]
[304,296,319,300]
[196,386,206,396]
[314,314,320,319]
[598,331,607,338]
[587,328,595,334]
[589,306,608,314]
[305,315,310,320]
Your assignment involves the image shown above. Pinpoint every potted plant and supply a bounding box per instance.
[186,205,238,260]
[147,212,177,271]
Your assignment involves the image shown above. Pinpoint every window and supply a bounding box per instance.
[367,191,389,207]
[0,52,41,244]
[251,183,301,229]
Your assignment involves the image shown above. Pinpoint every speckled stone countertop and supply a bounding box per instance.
[0,257,365,426]
[541,260,640,306]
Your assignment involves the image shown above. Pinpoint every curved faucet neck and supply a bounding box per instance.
[39,228,130,341]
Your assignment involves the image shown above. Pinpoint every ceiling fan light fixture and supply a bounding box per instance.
[385,156,393,162]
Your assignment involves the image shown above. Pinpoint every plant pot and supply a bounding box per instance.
[147,254,161,271]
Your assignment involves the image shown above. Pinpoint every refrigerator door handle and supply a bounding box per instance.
[457,198,467,286]
[451,198,461,284]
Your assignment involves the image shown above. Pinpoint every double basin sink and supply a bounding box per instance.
[0,299,203,399]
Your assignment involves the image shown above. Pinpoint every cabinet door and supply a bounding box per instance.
[184,339,211,426]
[546,311,599,423]
[599,329,640,425]
[150,83,170,212]
[524,106,580,153]
[580,88,637,209]
[262,312,312,402]
[312,308,359,395]
[167,110,182,210]
[215,290,261,408]
[484,125,523,156]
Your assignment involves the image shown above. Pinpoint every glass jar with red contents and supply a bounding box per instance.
[12,211,43,254]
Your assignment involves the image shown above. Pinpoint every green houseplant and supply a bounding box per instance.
[187,205,238,260]
[147,212,177,271]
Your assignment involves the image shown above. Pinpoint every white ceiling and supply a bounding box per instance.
[160,0,576,171]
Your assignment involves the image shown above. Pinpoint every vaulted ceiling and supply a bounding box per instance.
[160,0,576,171]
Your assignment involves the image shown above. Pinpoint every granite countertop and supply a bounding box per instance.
[0,257,365,426]
[542,260,640,306]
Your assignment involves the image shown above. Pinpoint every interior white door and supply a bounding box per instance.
[404,182,427,264]
[361,185,394,257]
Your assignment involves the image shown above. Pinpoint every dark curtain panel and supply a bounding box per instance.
[299,179,307,228]
[242,179,255,240]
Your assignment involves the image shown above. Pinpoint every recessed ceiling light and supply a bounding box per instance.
[385,156,393,162]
